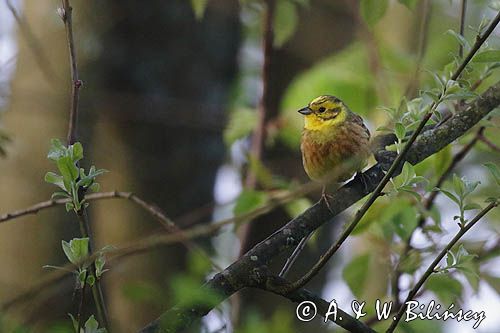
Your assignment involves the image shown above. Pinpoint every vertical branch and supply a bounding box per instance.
[459,0,467,58]
[245,0,275,188]
[61,0,81,145]
[60,0,109,329]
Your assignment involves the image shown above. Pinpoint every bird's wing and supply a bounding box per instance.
[351,113,371,139]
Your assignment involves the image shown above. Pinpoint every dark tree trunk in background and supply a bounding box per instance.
[236,0,357,329]
[78,1,240,331]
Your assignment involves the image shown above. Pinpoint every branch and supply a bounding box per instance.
[459,0,467,58]
[261,276,376,333]
[137,80,500,333]
[0,190,223,271]
[60,0,108,328]
[245,0,275,188]
[60,0,81,145]
[386,201,498,333]
[392,126,482,307]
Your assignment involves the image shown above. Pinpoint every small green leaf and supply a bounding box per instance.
[394,122,406,141]
[86,274,95,286]
[47,138,66,161]
[68,313,78,332]
[62,238,89,266]
[452,174,465,198]
[446,29,470,51]
[65,202,74,212]
[72,142,84,162]
[484,162,500,186]
[77,269,87,289]
[84,315,106,333]
[360,0,388,27]
[89,183,100,192]
[438,189,460,205]
[45,172,66,191]
[426,274,462,304]
[463,203,481,211]
[473,50,500,63]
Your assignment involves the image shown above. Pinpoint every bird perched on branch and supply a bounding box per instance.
[298,95,371,203]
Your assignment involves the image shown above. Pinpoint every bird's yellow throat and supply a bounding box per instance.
[303,111,346,131]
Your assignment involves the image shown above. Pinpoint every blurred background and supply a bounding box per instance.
[0,0,499,332]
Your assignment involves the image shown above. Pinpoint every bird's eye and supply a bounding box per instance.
[318,107,326,113]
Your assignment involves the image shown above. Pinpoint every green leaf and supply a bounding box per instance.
[394,122,406,141]
[463,203,481,211]
[72,142,84,162]
[62,238,89,266]
[426,274,463,304]
[86,274,95,286]
[65,202,74,212]
[452,174,465,198]
[95,255,106,278]
[398,0,417,10]
[190,0,208,20]
[342,253,370,298]
[68,313,78,332]
[57,156,79,183]
[484,162,500,186]
[233,190,269,216]
[437,188,460,205]
[89,182,100,192]
[274,0,299,47]
[360,0,388,27]
[45,172,66,191]
[473,50,500,63]
[446,30,470,51]
[47,138,66,161]
[223,108,258,146]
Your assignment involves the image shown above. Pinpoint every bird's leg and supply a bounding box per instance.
[321,185,334,214]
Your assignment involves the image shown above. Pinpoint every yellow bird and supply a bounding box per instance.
[298,95,371,199]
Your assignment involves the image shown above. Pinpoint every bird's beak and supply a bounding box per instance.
[298,107,312,115]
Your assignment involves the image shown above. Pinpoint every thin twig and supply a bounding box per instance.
[392,126,483,307]
[60,0,108,329]
[76,274,87,332]
[478,132,500,152]
[0,190,224,270]
[279,231,313,278]
[61,0,81,145]
[262,276,376,333]
[459,0,467,58]
[386,201,498,333]
[278,10,500,294]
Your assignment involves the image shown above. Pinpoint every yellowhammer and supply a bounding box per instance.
[298,95,371,196]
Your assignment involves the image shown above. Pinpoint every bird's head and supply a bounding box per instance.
[298,95,348,131]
